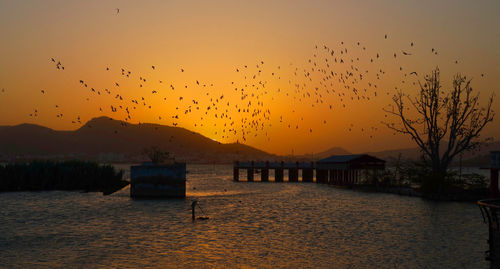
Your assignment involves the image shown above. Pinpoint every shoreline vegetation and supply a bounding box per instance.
[370,158,489,202]
[0,159,490,201]
[0,160,128,195]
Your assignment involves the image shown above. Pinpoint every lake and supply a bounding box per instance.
[0,164,489,268]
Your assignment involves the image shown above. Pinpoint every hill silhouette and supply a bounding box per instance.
[365,141,500,166]
[287,146,351,161]
[1,117,495,165]
[0,117,276,163]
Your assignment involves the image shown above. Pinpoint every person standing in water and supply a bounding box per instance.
[191,200,198,221]
[191,200,209,221]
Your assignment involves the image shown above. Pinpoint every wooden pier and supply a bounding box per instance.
[233,154,386,186]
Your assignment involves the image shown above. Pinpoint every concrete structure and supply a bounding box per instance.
[478,151,500,264]
[233,154,385,184]
[130,162,186,198]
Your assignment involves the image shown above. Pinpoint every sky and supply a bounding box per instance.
[0,0,498,155]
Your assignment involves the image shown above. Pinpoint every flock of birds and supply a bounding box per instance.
[0,30,489,149]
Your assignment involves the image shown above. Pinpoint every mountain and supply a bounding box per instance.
[287,146,351,161]
[314,147,351,159]
[2,116,495,165]
[365,141,500,166]
[0,117,276,163]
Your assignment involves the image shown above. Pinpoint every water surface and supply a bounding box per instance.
[0,164,489,268]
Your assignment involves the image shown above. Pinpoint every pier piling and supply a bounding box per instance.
[303,169,313,182]
[289,168,299,182]
[261,161,269,182]
[275,162,284,182]
[247,161,254,182]
[275,169,284,182]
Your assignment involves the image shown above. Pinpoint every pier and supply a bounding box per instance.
[233,154,386,186]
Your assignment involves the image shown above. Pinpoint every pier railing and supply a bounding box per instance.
[478,199,500,231]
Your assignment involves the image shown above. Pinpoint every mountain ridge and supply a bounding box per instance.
[0,117,497,165]
[0,117,276,163]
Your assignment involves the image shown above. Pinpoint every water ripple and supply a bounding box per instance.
[0,164,489,268]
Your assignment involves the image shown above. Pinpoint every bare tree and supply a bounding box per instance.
[384,68,494,180]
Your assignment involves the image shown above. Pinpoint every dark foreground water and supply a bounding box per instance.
[0,165,489,268]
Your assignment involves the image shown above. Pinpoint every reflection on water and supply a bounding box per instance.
[0,164,489,268]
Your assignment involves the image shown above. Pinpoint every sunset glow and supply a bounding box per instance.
[0,0,498,155]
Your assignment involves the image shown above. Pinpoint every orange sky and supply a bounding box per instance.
[0,0,498,155]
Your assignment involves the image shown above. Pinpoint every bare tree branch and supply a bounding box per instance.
[384,67,495,178]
